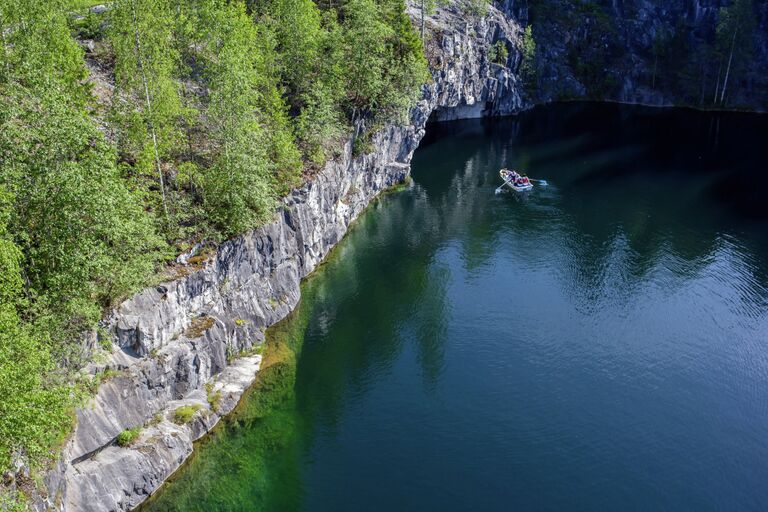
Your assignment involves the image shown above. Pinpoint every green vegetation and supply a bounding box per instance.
[115,427,142,447]
[519,25,536,89]
[527,0,761,108]
[488,40,509,65]
[0,0,428,501]
[206,382,223,413]
[173,405,203,425]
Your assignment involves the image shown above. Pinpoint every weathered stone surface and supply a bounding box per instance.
[37,3,527,510]
[417,1,526,120]
[525,0,768,110]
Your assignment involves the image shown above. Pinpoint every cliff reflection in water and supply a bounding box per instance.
[144,103,768,512]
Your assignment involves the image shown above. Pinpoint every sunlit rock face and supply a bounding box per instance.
[37,3,529,510]
[36,0,768,509]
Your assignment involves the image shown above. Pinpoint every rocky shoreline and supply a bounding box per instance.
[34,0,768,506]
[36,3,527,510]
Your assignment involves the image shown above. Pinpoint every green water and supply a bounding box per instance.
[143,103,768,511]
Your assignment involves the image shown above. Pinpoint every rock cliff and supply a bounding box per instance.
[38,3,527,510]
[37,0,768,508]
[522,0,768,110]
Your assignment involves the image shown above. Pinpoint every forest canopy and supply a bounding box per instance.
[0,0,429,498]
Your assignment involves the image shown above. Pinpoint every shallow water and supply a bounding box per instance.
[143,103,768,511]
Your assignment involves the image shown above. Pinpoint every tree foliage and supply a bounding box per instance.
[0,0,428,486]
[108,0,184,222]
[196,0,300,236]
[520,26,536,88]
[0,187,73,479]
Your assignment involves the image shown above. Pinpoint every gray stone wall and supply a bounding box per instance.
[38,3,527,509]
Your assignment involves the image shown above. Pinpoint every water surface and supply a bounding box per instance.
[144,103,768,511]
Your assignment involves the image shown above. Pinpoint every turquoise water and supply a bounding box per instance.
[144,103,768,511]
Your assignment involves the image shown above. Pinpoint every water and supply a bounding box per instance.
[143,103,768,511]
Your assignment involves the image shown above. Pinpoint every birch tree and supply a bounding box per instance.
[715,0,755,106]
[196,0,300,236]
[109,0,183,223]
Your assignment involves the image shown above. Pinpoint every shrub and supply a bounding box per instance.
[116,427,141,447]
[173,405,202,425]
[489,40,509,65]
[207,390,223,413]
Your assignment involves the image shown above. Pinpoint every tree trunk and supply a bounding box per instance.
[720,27,738,105]
[421,0,426,39]
[713,60,722,105]
[129,0,170,223]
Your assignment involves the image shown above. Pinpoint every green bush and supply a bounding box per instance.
[173,405,202,425]
[489,40,509,65]
[116,427,141,447]
[207,390,223,413]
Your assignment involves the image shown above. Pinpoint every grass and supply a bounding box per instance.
[205,382,222,412]
[116,427,141,447]
[226,343,264,364]
[145,413,163,427]
[173,405,202,425]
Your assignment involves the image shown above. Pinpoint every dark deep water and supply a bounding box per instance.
[143,103,768,511]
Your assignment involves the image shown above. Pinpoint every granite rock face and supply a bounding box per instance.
[35,0,768,508]
[417,0,527,121]
[523,0,768,110]
[38,4,527,510]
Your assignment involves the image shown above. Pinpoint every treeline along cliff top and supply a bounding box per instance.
[1,0,767,508]
[0,0,427,507]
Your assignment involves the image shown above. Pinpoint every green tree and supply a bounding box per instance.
[294,11,347,163]
[489,40,509,65]
[197,0,300,236]
[0,0,163,349]
[343,0,428,121]
[521,25,537,88]
[109,0,184,223]
[0,186,73,476]
[715,0,755,106]
[0,0,88,98]
[250,0,346,162]
[0,83,163,347]
[343,0,394,117]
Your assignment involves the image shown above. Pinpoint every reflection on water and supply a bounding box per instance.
[144,103,768,512]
